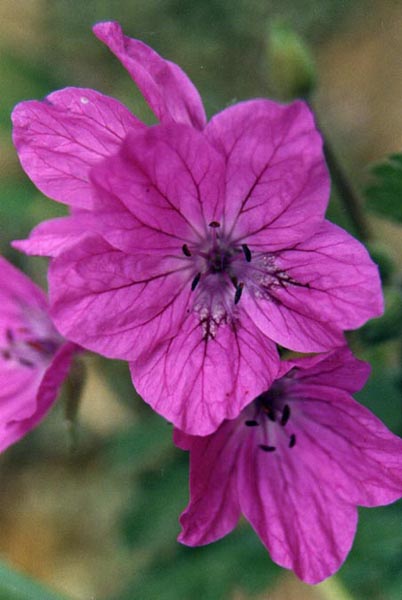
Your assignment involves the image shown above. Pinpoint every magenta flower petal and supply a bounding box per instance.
[12,26,384,435]
[177,348,402,583]
[12,212,99,257]
[90,123,226,247]
[49,234,192,360]
[12,87,143,208]
[238,437,358,583]
[0,342,76,453]
[175,420,242,544]
[205,99,330,248]
[50,233,279,433]
[0,257,78,452]
[132,311,278,435]
[242,220,383,351]
[93,21,206,130]
[279,345,370,393]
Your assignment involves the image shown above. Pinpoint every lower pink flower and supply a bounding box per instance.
[0,257,78,452]
[175,347,402,583]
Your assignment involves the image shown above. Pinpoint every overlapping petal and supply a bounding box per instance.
[12,88,143,208]
[280,346,370,393]
[12,212,100,257]
[243,221,383,352]
[49,234,192,360]
[90,123,226,248]
[93,21,207,130]
[132,311,278,435]
[206,99,330,248]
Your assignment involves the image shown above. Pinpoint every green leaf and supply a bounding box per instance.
[365,153,402,223]
[0,561,70,600]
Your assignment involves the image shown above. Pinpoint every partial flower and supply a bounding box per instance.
[175,348,402,584]
[48,113,381,435]
[0,257,78,452]
[11,21,205,257]
[12,22,383,435]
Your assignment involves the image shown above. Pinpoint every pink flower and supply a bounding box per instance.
[0,257,78,452]
[11,22,383,435]
[175,348,402,584]
[11,21,205,257]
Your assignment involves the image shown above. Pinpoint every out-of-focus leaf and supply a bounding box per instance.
[115,526,280,600]
[267,21,316,99]
[340,503,402,600]
[365,153,402,223]
[0,561,69,600]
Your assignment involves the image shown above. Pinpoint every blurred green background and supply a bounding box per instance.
[0,1,402,599]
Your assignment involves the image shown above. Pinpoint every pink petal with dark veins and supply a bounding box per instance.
[93,21,207,130]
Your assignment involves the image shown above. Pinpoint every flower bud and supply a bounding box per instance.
[267,22,316,100]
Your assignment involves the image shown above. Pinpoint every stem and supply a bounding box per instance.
[323,138,371,241]
[307,99,371,241]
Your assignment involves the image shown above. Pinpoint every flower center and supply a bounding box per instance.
[180,221,306,341]
[244,379,297,452]
[1,309,62,369]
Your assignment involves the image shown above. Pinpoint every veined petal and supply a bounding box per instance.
[131,311,279,435]
[206,99,329,248]
[93,21,207,130]
[176,420,243,545]
[90,123,226,246]
[244,221,383,352]
[238,434,358,584]
[12,88,143,208]
[279,346,371,393]
[291,386,402,507]
[242,293,345,353]
[49,235,192,360]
